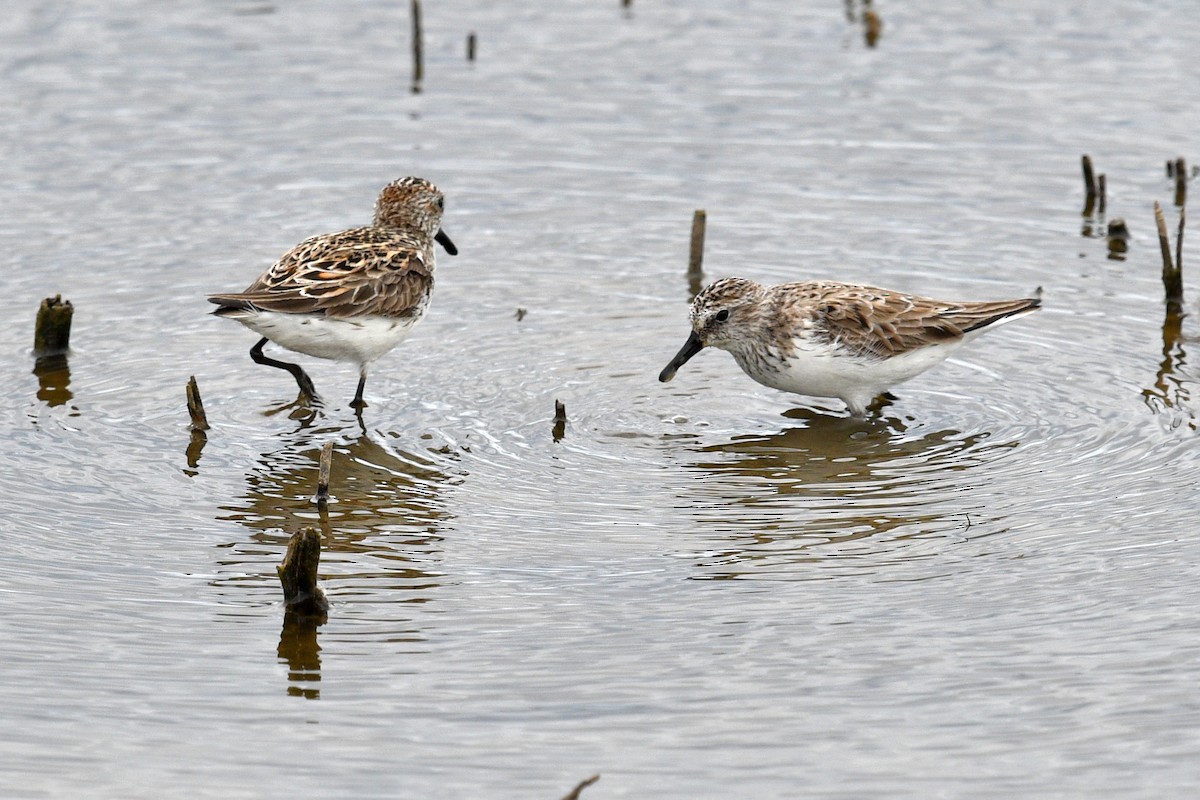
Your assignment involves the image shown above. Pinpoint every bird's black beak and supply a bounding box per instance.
[659,331,705,383]
[435,229,458,256]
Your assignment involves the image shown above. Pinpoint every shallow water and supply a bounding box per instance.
[3,1,1200,797]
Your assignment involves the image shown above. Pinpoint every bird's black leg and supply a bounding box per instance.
[350,369,368,410]
[249,337,319,404]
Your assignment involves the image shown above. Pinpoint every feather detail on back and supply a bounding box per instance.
[208,227,433,319]
[773,282,1040,360]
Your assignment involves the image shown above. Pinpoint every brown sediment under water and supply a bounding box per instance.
[3,1,1200,797]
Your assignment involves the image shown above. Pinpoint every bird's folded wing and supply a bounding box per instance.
[819,292,1038,359]
[208,229,433,318]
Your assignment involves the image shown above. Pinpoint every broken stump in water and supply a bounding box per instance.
[32,295,74,406]
[277,528,329,617]
[186,376,210,432]
[34,295,73,359]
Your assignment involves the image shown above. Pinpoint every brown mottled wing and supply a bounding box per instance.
[209,227,432,319]
[811,284,1039,359]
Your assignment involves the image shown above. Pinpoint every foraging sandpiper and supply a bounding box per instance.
[660,277,1040,416]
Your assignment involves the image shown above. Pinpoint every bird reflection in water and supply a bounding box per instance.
[214,421,457,698]
[673,408,1019,580]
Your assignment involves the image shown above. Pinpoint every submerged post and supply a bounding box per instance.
[410,0,424,93]
[1106,218,1129,260]
[1081,155,1097,216]
[552,399,567,443]
[688,209,706,297]
[1175,157,1188,208]
[184,376,210,470]
[33,295,73,358]
[32,295,74,407]
[560,775,600,800]
[1155,201,1183,311]
[467,31,476,61]
[315,442,333,506]
[277,528,329,616]
[32,295,74,406]
[186,376,210,432]
[1097,174,1107,216]
[863,7,883,47]
[1177,206,1186,277]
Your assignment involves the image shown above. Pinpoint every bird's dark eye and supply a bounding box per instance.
[714,309,730,323]
[436,197,445,211]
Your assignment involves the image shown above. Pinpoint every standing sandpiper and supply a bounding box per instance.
[659,277,1041,416]
[208,176,456,410]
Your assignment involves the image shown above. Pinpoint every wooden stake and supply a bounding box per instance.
[467,31,476,61]
[1106,218,1129,260]
[410,0,424,93]
[1097,174,1106,216]
[1081,155,1097,216]
[32,297,73,407]
[1155,201,1183,309]
[1177,206,1186,276]
[552,399,567,443]
[1175,157,1188,208]
[186,376,210,432]
[33,295,73,358]
[315,442,333,505]
[688,210,706,275]
[185,377,209,469]
[687,210,706,297]
[277,528,329,616]
[863,9,882,47]
[560,774,600,800]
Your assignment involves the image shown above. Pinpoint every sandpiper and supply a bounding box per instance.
[659,277,1041,416]
[208,176,456,409]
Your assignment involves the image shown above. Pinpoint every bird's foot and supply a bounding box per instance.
[292,372,319,405]
[865,392,897,415]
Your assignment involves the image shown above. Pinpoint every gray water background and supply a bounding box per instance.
[2,1,1200,797]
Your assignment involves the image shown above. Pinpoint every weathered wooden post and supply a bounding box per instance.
[33,295,73,359]
[277,528,329,616]
[552,399,567,442]
[410,0,424,93]
[1155,201,1183,312]
[688,209,706,298]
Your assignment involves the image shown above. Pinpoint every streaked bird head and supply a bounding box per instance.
[374,176,457,256]
[659,277,765,382]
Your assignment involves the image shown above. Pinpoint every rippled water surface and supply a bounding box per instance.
[4,1,1200,797]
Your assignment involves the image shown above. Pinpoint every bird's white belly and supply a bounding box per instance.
[737,340,962,400]
[237,312,420,364]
